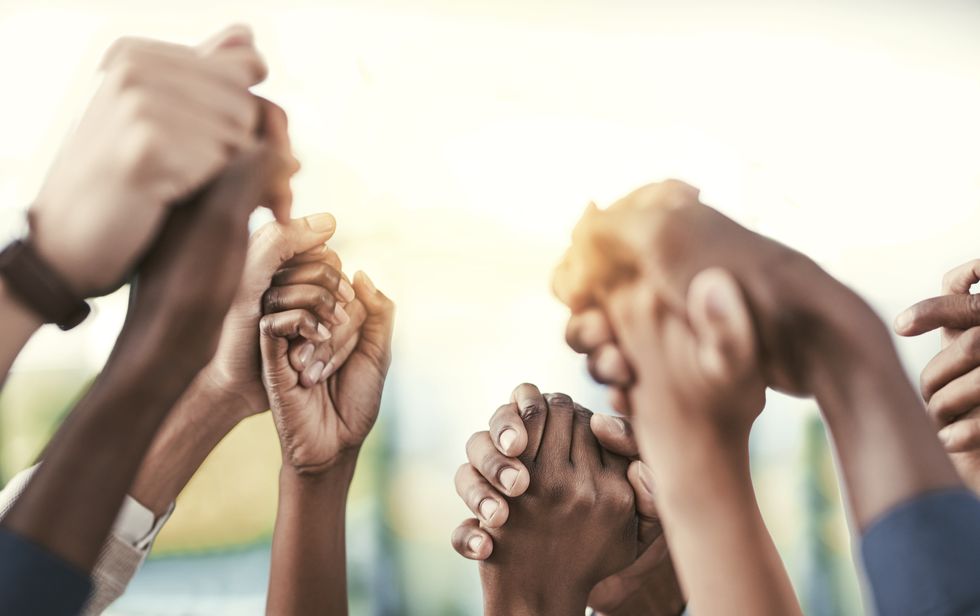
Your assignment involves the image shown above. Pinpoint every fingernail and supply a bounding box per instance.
[338,279,356,302]
[306,361,324,384]
[599,414,626,434]
[359,271,377,294]
[637,462,655,494]
[334,303,349,325]
[705,283,735,321]
[306,213,335,233]
[317,323,332,341]
[498,467,519,490]
[467,535,484,553]
[498,428,517,452]
[938,426,953,447]
[478,498,498,522]
[894,311,912,334]
[298,343,314,368]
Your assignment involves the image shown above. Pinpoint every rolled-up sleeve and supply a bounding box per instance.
[861,488,980,616]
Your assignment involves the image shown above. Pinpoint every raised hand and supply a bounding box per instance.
[451,384,684,616]
[895,259,980,493]
[456,386,641,616]
[29,25,279,297]
[260,270,394,473]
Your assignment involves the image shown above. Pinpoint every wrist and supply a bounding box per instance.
[481,572,590,616]
[281,449,359,489]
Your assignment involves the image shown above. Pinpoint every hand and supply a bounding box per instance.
[451,384,685,616]
[260,270,394,473]
[200,215,363,420]
[127,144,292,379]
[895,259,980,493]
[552,180,888,398]
[29,25,279,297]
[458,386,640,615]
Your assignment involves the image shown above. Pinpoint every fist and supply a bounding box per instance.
[30,25,269,297]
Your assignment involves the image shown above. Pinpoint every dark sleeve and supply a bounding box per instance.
[0,526,91,615]
[861,488,980,616]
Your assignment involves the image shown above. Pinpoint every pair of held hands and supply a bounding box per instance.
[28,23,394,476]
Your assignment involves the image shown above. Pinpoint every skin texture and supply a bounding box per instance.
[552,181,968,614]
[262,269,395,616]
[29,26,283,298]
[462,387,640,616]
[0,144,290,572]
[128,222,364,517]
[895,258,980,494]
[451,384,684,616]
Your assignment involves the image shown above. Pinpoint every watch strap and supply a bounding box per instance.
[0,240,90,330]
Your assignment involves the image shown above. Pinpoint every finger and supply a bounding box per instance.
[196,24,255,54]
[282,245,342,269]
[687,267,757,385]
[465,431,530,497]
[920,328,980,401]
[263,284,339,326]
[565,308,614,353]
[570,403,601,468]
[627,460,663,546]
[488,402,527,457]
[246,214,337,281]
[895,294,980,336]
[538,393,575,468]
[928,366,980,424]
[450,519,493,561]
[586,343,633,386]
[454,464,510,528]
[200,44,268,87]
[257,99,297,221]
[258,308,329,343]
[510,383,548,461]
[942,259,980,295]
[609,388,631,415]
[272,260,354,303]
[350,272,395,374]
[938,410,980,453]
[292,299,367,375]
[590,413,639,458]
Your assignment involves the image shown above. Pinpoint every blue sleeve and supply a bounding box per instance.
[861,488,980,616]
[0,526,91,615]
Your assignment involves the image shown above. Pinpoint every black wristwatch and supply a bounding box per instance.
[0,239,90,330]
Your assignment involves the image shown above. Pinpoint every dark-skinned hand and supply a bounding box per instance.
[451,384,684,616]
[260,267,394,474]
[459,385,640,616]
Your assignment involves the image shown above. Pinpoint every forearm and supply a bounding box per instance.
[1,328,197,571]
[267,455,356,616]
[811,320,961,529]
[635,410,800,616]
[129,369,242,516]
[0,279,43,384]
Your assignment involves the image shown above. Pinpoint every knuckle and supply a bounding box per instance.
[600,485,635,514]
[262,287,282,313]
[962,328,980,357]
[519,402,542,422]
[465,431,490,455]
[547,392,574,408]
[969,294,980,316]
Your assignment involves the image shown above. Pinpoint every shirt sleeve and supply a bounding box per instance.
[0,526,91,616]
[860,488,980,616]
[0,465,174,615]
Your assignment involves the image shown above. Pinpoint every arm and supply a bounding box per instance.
[262,270,394,615]
[0,145,283,577]
[0,279,42,384]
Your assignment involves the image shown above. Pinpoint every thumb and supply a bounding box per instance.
[686,267,756,386]
[351,271,395,371]
[246,214,337,278]
[259,309,328,390]
[627,460,662,546]
[590,413,639,458]
[196,24,255,54]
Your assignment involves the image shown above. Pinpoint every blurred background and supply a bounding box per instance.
[2,0,980,614]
